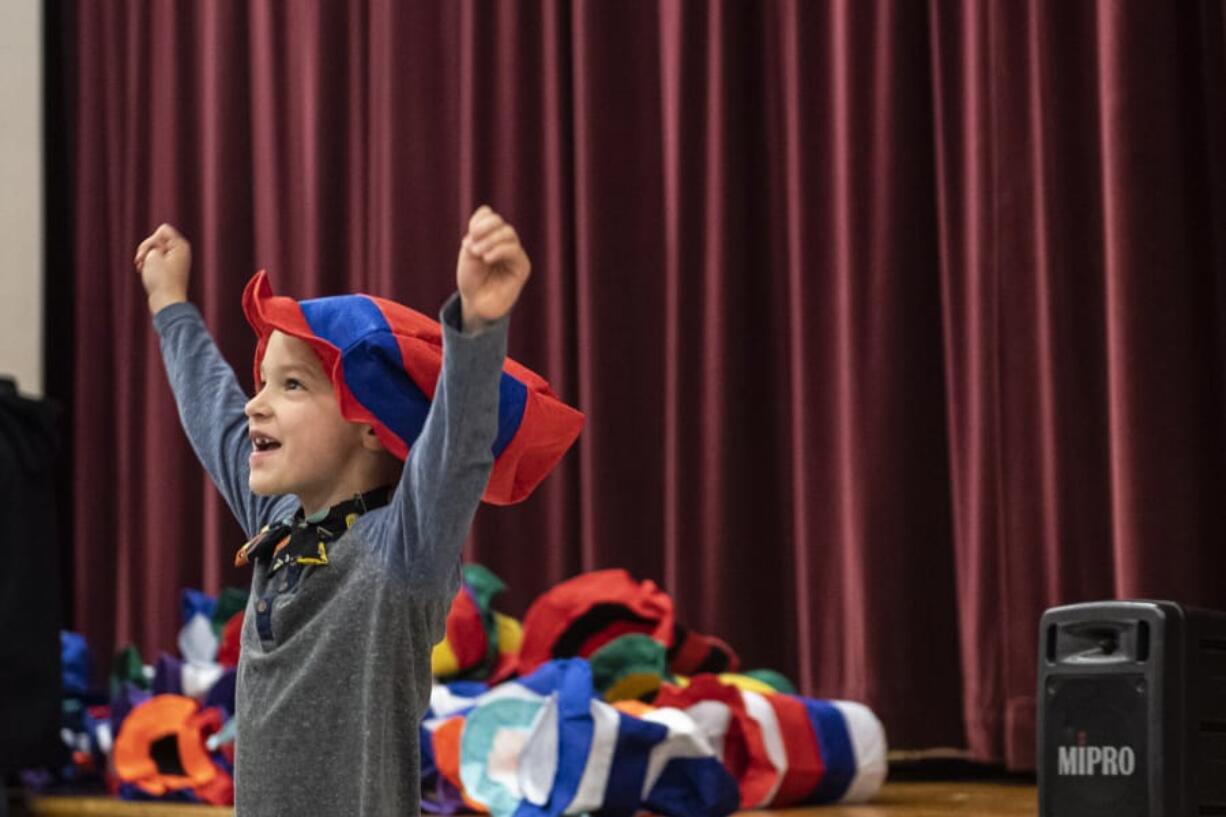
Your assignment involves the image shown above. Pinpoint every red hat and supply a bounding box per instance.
[516,569,742,678]
[516,569,676,674]
[242,271,584,505]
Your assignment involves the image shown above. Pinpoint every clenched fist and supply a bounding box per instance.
[457,206,530,332]
[134,224,192,315]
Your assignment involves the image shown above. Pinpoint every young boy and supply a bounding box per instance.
[134,208,537,815]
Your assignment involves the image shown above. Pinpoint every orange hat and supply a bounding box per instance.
[112,695,233,805]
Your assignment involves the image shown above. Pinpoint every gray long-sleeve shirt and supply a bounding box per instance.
[153,294,506,816]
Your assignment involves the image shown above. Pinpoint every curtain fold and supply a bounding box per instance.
[51,0,1226,768]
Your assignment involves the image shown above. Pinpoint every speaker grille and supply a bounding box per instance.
[1043,675,1148,817]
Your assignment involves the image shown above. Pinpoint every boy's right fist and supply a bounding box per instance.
[134,223,192,315]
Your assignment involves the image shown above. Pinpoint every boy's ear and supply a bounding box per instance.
[360,425,385,453]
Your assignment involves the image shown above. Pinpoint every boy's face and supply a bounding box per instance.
[244,331,368,510]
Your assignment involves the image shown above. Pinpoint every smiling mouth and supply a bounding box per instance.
[250,432,282,453]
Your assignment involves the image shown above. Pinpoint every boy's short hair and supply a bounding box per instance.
[242,271,583,505]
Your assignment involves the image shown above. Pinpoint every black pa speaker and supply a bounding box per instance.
[1038,600,1226,816]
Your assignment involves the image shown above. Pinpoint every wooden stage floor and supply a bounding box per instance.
[21,781,1038,816]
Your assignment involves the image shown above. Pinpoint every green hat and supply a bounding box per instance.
[589,634,672,702]
[110,644,150,697]
[741,668,797,695]
[210,587,249,638]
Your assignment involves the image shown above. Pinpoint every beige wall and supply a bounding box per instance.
[0,0,42,397]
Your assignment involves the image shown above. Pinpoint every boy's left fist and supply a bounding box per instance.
[457,205,530,332]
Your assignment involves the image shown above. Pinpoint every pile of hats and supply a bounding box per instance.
[28,568,888,813]
[422,568,888,815]
[432,567,747,686]
[28,588,246,804]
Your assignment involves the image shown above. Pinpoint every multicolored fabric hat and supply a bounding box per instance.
[516,569,676,674]
[241,271,584,505]
[112,695,233,805]
[667,625,740,676]
[459,659,740,817]
[216,611,243,669]
[654,676,777,808]
[654,677,888,808]
[516,569,742,679]
[432,564,523,683]
[589,633,671,702]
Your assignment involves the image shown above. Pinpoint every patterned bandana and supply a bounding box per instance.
[234,486,394,575]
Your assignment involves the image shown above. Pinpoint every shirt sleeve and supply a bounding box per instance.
[153,302,295,538]
[374,293,507,591]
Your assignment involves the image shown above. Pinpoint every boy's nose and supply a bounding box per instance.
[244,392,269,419]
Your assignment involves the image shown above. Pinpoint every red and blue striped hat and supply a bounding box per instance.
[241,270,584,505]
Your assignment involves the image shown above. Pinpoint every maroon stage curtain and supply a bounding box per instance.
[49,1,1226,769]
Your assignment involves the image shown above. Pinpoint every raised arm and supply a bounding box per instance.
[380,206,530,586]
[136,224,292,537]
